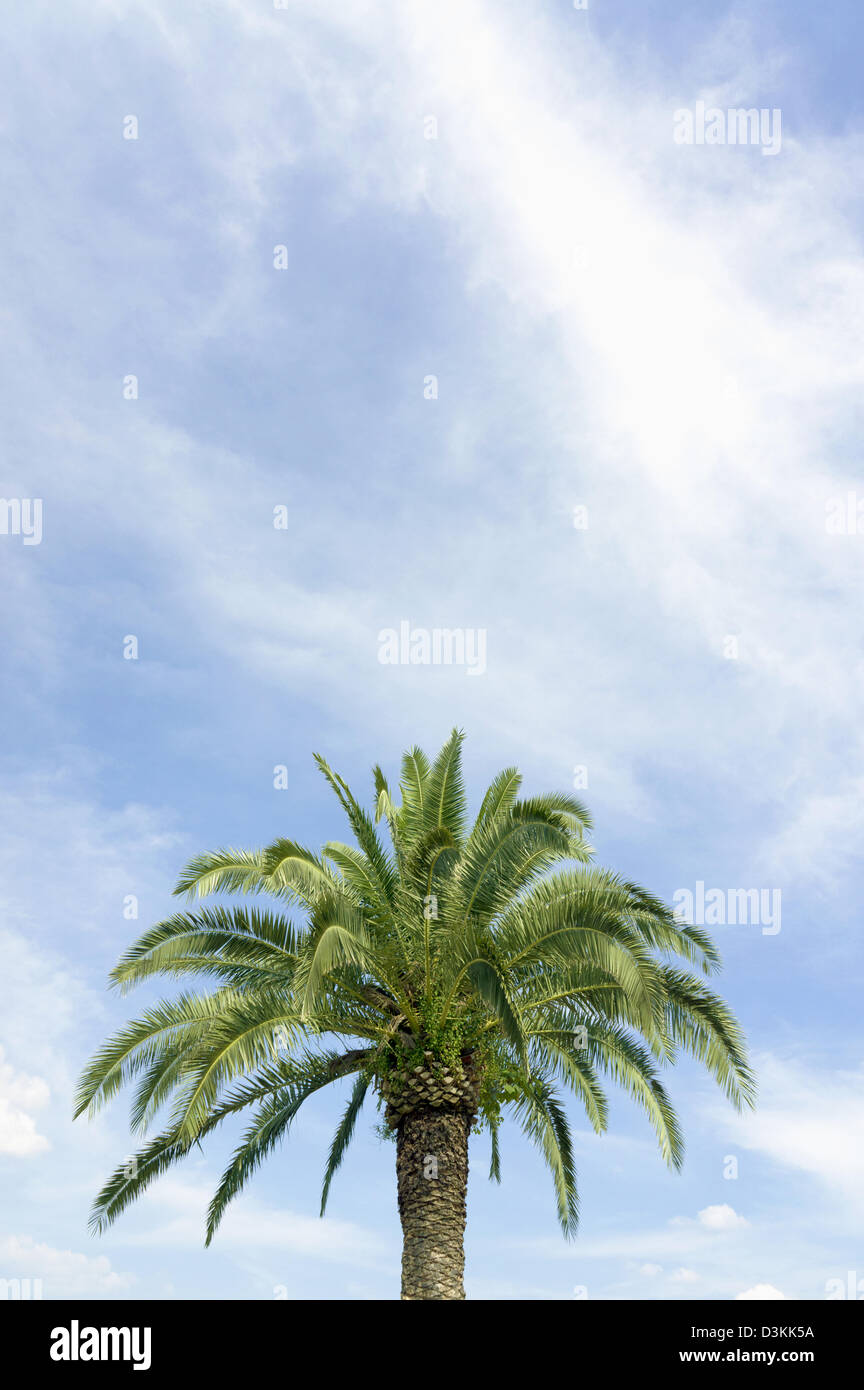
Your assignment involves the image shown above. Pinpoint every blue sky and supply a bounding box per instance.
[1,0,863,1301]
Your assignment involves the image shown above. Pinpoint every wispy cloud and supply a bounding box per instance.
[0,1234,135,1299]
[709,1053,864,1215]
[0,1048,50,1157]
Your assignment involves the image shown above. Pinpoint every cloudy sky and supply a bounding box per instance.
[1,0,863,1300]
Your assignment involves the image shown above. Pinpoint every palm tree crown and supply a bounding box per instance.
[76,729,754,1284]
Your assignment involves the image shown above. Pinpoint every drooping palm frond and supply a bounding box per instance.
[510,1074,580,1236]
[320,1072,370,1216]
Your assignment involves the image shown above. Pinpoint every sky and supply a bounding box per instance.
[1,0,863,1301]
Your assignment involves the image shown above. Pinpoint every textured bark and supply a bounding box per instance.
[396,1105,470,1300]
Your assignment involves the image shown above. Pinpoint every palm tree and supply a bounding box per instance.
[76,729,754,1299]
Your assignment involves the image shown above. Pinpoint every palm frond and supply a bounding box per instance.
[509,1076,579,1237]
[422,727,467,841]
[474,766,522,830]
[399,745,431,844]
[320,1072,370,1215]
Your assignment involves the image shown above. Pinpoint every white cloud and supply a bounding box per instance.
[0,1046,50,1156]
[0,929,96,1085]
[735,1283,787,1301]
[670,1267,701,1283]
[757,782,864,888]
[528,1204,754,1261]
[0,1235,135,1299]
[0,771,183,953]
[122,1176,391,1269]
[9,0,859,893]
[697,1205,750,1232]
[527,1200,755,1267]
[711,1054,864,1217]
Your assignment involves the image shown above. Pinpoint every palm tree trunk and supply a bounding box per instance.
[396,1105,470,1299]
